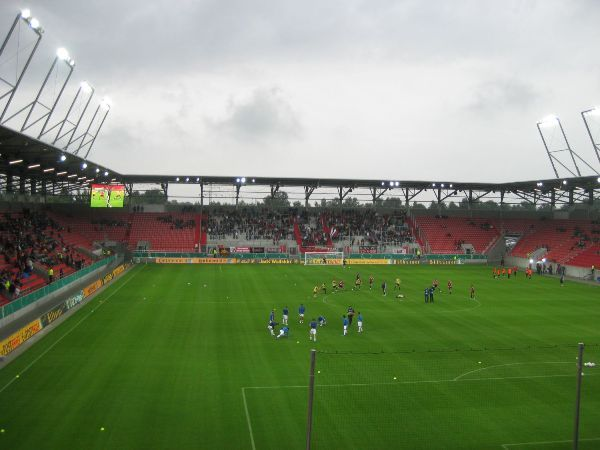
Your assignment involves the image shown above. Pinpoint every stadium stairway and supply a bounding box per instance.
[320,214,334,247]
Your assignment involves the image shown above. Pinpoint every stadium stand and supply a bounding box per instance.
[324,210,413,252]
[0,210,93,304]
[509,219,600,264]
[412,216,500,254]
[129,213,196,251]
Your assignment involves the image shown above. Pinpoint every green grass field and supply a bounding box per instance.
[0,263,599,449]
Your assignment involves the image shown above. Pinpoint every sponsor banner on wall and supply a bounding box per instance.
[359,246,378,254]
[112,265,125,277]
[40,303,68,327]
[65,292,85,311]
[265,247,279,253]
[394,259,422,265]
[346,258,392,265]
[235,247,251,253]
[155,258,193,264]
[259,259,297,264]
[251,247,265,253]
[0,319,43,356]
[103,272,114,284]
[83,279,103,297]
[156,257,238,264]
[428,260,458,265]
[198,258,237,264]
[306,258,344,265]
[395,248,408,254]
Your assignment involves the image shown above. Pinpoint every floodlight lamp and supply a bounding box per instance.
[95,168,100,173]
[529,259,534,264]
[59,154,67,162]
[252,179,255,183]
[394,181,399,187]
[56,47,70,61]
[562,180,567,185]
[196,177,200,182]
[539,115,558,127]
[241,177,246,183]
[185,177,189,182]
[80,81,92,93]
[103,171,109,176]
[82,162,88,169]
[449,184,453,188]
[29,17,40,29]
[236,178,240,183]
[381,182,384,186]
[441,183,445,188]
[597,177,600,183]
[389,181,393,187]
[432,183,436,187]
[542,258,547,263]
[176,177,180,182]
[21,9,31,19]
[69,59,75,67]
[100,97,111,110]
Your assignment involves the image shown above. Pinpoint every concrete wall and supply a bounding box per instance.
[0,255,123,329]
[504,255,599,283]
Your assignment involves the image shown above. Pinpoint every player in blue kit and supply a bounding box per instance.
[269,309,275,322]
[318,316,327,326]
[267,320,278,336]
[309,318,318,341]
[276,326,289,339]
[282,306,289,325]
[429,286,435,303]
[424,288,430,303]
[343,315,349,335]
[299,304,306,323]
[357,312,364,333]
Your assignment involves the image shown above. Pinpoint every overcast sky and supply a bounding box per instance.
[1,0,600,186]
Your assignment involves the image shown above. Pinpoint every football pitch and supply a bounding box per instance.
[0,263,599,449]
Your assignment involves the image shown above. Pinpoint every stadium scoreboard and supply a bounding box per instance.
[90,184,125,208]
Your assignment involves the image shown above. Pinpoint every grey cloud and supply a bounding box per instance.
[208,87,302,142]
[467,78,541,113]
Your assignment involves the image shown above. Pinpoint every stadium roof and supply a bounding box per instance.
[1,125,599,205]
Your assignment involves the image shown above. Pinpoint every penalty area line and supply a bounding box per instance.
[243,372,598,391]
[501,437,600,448]
[0,265,145,395]
[241,387,257,450]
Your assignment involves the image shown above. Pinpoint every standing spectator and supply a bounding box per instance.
[48,267,54,284]
[59,267,64,279]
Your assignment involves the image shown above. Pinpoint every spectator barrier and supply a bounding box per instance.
[0,262,127,357]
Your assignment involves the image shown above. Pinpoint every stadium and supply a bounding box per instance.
[0,3,599,450]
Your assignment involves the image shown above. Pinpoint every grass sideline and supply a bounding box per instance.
[0,264,598,449]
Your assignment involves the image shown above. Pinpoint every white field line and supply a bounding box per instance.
[501,437,600,449]
[453,361,572,381]
[241,387,257,450]
[243,372,598,449]
[242,371,599,391]
[0,266,145,395]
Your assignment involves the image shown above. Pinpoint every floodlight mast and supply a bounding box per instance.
[52,81,95,145]
[0,11,44,123]
[581,108,600,166]
[82,101,110,160]
[536,116,599,178]
[4,52,75,132]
